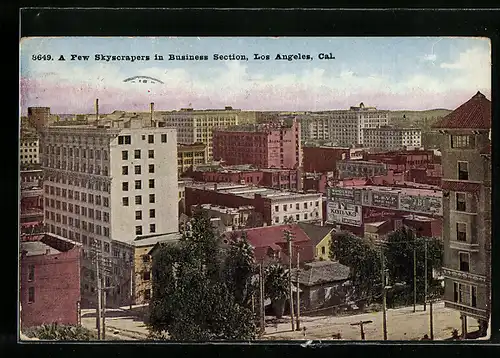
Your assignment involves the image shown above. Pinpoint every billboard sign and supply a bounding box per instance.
[327,201,362,227]
[399,194,443,216]
[328,187,361,204]
[371,191,399,209]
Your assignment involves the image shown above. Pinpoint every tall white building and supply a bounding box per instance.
[20,136,40,166]
[39,124,178,306]
[363,126,422,150]
[297,103,389,145]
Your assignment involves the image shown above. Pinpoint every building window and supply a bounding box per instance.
[456,222,467,242]
[458,283,471,305]
[296,214,300,221]
[149,209,155,218]
[104,242,110,253]
[136,226,143,235]
[142,254,150,263]
[148,135,154,144]
[134,150,141,159]
[283,205,287,212]
[459,252,470,272]
[122,151,128,160]
[144,289,151,300]
[148,149,154,158]
[122,182,129,191]
[456,193,466,211]
[149,194,155,203]
[122,166,129,175]
[122,197,129,206]
[161,134,167,143]
[149,179,155,188]
[275,205,279,212]
[458,161,469,180]
[321,246,326,255]
[451,135,474,149]
[28,287,35,303]
[149,164,154,173]
[304,213,308,220]
[274,216,279,223]
[135,165,141,175]
[143,271,151,281]
[134,195,142,205]
[135,180,142,190]
[471,286,477,307]
[150,224,156,233]
[135,210,142,220]
[296,203,300,210]
[304,202,308,209]
[28,265,35,281]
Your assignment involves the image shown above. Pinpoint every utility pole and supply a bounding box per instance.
[381,251,388,341]
[424,239,428,312]
[129,261,134,310]
[259,263,265,334]
[102,288,107,340]
[413,238,417,313]
[95,252,102,340]
[429,299,434,340]
[295,251,300,331]
[285,230,295,331]
[350,320,373,340]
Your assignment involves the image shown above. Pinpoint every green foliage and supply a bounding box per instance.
[23,323,95,341]
[264,263,289,302]
[329,232,381,304]
[384,227,443,307]
[148,212,258,341]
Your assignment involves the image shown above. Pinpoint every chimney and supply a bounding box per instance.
[95,98,99,126]
[150,102,155,127]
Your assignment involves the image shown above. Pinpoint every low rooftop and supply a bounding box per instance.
[132,232,182,248]
[339,184,442,197]
[292,260,350,286]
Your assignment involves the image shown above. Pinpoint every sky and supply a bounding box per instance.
[19,37,491,114]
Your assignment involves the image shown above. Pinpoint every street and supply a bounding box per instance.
[79,301,482,341]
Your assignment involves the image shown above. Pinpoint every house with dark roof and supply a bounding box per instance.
[226,224,315,267]
[297,222,336,260]
[431,91,491,338]
[291,260,351,311]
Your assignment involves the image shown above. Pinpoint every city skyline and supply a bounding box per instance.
[20,37,490,114]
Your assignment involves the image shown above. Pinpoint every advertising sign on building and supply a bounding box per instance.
[371,191,399,209]
[327,201,362,227]
[328,187,361,204]
[399,194,443,216]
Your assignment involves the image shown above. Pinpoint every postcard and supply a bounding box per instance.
[19,36,491,342]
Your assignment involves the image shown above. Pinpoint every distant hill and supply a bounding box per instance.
[389,109,452,131]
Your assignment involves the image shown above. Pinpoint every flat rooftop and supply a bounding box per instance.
[187,182,321,199]
[195,204,255,214]
[340,184,442,197]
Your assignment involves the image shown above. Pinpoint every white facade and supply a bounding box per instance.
[270,194,323,225]
[297,103,389,145]
[363,126,422,150]
[20,137,40,165]
[39,125,178,305]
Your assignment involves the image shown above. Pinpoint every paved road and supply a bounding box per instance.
[263,302,480,341]
[78,302,482,341]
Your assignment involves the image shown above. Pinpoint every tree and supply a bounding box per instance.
[384,227,443,307]
[329,232,381,307]
[264,263,289,318]
[148,212,258,341]
[23,323,96,341]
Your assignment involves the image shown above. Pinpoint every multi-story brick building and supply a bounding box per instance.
[337,160,388,179]
[39,120,179,307]
[302,146,351,174]
[158,107,256,160]
[21,187,44,225]
[298,114,330,141]
[185,182,323,226]
[20,233,81,329]
[363,126,422,151]
[188,164,302,191]
[363,149,436,172]
[432,91,491,337]
[212,119,301,169]
[177,142,208,177]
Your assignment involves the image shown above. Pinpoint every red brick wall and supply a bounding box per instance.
[20,246,81,328]
[302,147,350,174]
[185,187,254,216]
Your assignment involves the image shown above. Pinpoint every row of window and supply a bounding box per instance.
[46,217,110,237]
[453,282,477,307]
[118,133,168,145]
[43,145,109,160]
[122,149,155,160]
[45,175,111,193]
[20,148,38,152]
[122,164,155,175]
[274,212,319,223]
[45,204,110,222]
[275,201,320,212]
[43,159,109,176]
[45,186,110,207]
[122,194,156,206]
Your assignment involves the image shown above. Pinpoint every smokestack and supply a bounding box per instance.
[95,98,99,126]
[150,102,154,127]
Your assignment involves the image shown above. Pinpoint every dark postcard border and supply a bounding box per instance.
[6,7,500,357]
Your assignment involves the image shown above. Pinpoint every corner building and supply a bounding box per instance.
[40,125,178,307]
[432,92,491,337]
